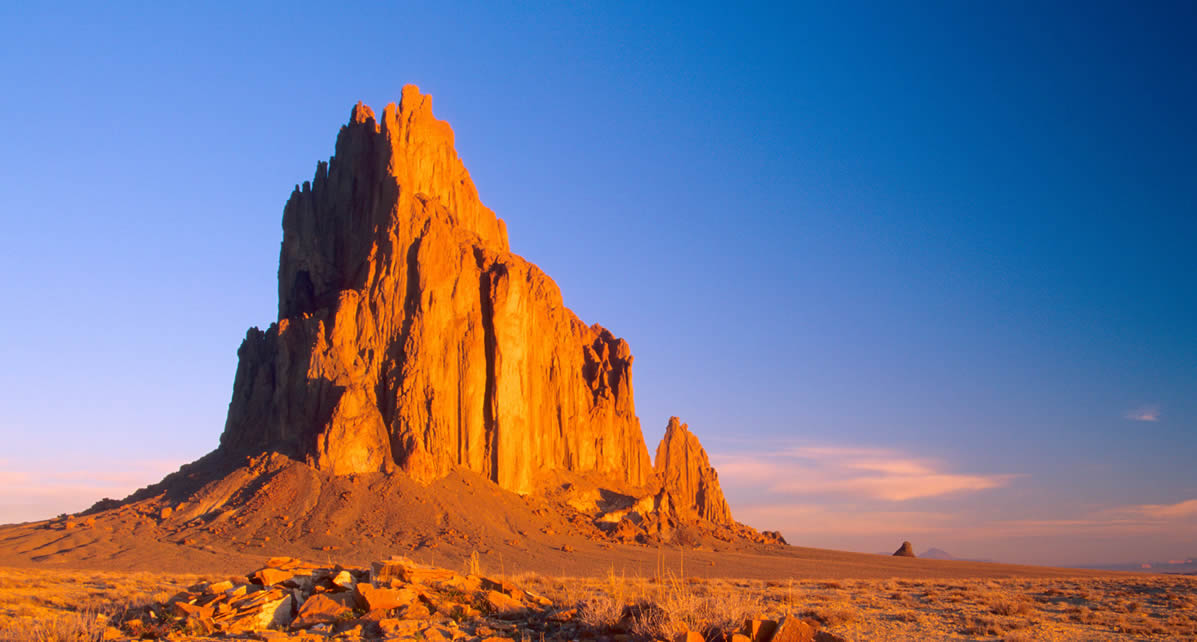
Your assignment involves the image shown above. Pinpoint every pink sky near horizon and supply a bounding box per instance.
[2,445,1193,568]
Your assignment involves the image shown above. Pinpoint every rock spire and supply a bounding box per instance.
[653,417,734,525]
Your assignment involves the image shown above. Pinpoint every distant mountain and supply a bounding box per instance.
[917,547,994,563]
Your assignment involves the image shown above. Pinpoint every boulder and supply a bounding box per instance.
[771,617,817,642]
[745,619,779,642]
[291,592,354,628]
[483,590,525,616]
[249,567,294,586]
[355,583,420,612]
[215,588,294,633]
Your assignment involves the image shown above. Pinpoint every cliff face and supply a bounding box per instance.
[220,85,651,494]
[653,417,734,525]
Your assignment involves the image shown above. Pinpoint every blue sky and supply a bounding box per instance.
[1,2,1193,566]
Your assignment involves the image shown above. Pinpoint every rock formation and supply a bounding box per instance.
[653,417,733,525]
[219,85,651,495]
[0,86,781,567]
[893,541,916,557]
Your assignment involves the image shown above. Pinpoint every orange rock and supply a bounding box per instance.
[356,583,419,612]
[654,417,733,524]
[483,589,525,615]
[204,580,234,594]
[674,632,704,642]
[219,85,651,494]
[215,588,294,633]
[249,567,293,586]
[291,592,354,628]
[170,600,213,619]
[745,619,779,642]
[379,618,423,636]
[770,617,817,642]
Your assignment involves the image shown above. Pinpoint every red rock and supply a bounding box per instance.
[654,417,733,524]
[745,619,779,642]
[218,85,651,494]
[379,618,423,636]
[356,583,419,612]
[249,567,294,586]
[215,588,294,633]
[674,632,704,642]
[205,580,235,594]
[170,601,214,619]
[893,541,916,557]
[771,617,817,642]
[483,589,525,615]
[291,592,354,628]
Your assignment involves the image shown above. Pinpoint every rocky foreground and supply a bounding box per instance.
[3,561,1194,641]
[96,555,842,641]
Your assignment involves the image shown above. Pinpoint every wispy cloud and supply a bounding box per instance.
[735,503,957,535]
[1125,405,1161,422]
[1127,498,1197,520]
[715,446,1016,501]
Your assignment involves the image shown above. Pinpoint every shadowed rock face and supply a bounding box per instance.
[653,417,733,525]
[893,541,916,557]
[220,85,651,494]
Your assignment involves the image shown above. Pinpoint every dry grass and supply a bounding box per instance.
[516,569,1197,639]
[0,567,205,640]
[1,565,1195,640]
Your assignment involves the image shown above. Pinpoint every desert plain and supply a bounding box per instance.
[2,85,1193,641]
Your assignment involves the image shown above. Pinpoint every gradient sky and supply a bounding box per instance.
[1,2,1194,567]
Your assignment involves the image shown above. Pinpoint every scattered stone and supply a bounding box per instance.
[379,618,423,636]
[216,588,294,633]
[771,617,817,642]
[331,569,356,589]
[206,580,235,594]
[292,592,354,628]
[483,589,525,616]
[745,619,779,642]
[356,583,419,611]
[250,567,295,586]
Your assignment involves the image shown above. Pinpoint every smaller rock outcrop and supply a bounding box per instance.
[893,541,916,557]
[549,417,782,546]
[653,416,733,525]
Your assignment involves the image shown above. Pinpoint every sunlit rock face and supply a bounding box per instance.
[653,417,734,525]
[220,85,652,494]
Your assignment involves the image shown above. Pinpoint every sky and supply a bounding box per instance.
[1,2,1194,567]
